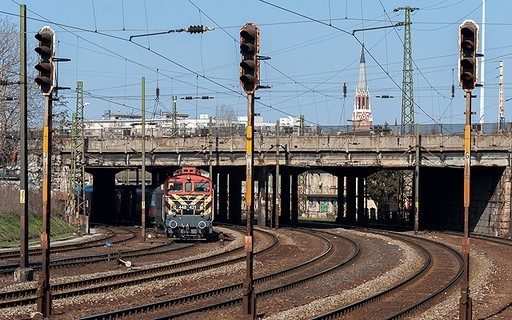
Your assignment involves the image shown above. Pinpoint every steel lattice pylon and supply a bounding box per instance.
[395,6,418,135]
[394,7,418,221]
[70,81,86,223]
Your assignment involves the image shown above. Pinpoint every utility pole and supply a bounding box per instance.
[17,4,32,282]
[479,0,486,132]
[299,115,304,136]
[394,6,418,135]
[209,116,213,179]
[172,96,178,136]
[498,61,504,131]
[141,77,146,242]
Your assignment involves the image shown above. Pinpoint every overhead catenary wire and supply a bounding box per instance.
[184,0,354,126]
[4,0,502,126]
[4,3,239,101]
[257,0,470,129]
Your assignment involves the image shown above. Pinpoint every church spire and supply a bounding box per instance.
[352,44,372,128]
[357,45,367,88]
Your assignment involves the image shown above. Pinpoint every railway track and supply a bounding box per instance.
[0,241,196,275]
[310,230,464,320]
[0,226,136,272]
[0,227,276,310]
[5,225,505,319]
[75,228,360,319]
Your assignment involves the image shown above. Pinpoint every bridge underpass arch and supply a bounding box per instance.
[83,162,511,237]
[419,166,509,236]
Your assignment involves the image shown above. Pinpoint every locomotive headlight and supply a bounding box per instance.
[198,220,207,230]
[169,220,178,229]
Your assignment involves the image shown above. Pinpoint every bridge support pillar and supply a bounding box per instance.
[150,171,159,186]
[272,173,278,229]
[357,177,366,226]
[91,170,116,224]
[257,179,266,226]
[280,170,291,225]
[212,170,218,222]
[291,173,299,225]
[217,171,228,222]
[229,170,242,224]
[336,175,345,223]
[346,175,356,224]
[265,175,270,227]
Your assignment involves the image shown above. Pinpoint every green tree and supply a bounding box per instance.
[366,170,402,212]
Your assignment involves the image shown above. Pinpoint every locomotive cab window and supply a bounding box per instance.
[167,182,183,193]
[185,182,192,192]
[194,181,210,192]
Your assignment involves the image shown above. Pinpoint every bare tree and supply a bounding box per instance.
[215,104,236,127]
[0,16,44,172]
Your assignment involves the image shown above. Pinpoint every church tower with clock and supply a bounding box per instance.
[352,45,372,129]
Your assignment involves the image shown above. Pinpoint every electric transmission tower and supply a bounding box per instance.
[394,6,418,135]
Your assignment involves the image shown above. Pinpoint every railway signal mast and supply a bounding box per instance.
[458,19,479,320]
[34,25,56,317]
[240,22,259,320]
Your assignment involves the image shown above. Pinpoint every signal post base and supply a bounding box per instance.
[36,287,52,317]
[242,280,256,320]
[459,293,472,320]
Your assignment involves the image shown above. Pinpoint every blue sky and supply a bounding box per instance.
[3,0,510,127]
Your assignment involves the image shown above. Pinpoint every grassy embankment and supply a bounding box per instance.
[0,186,77,247]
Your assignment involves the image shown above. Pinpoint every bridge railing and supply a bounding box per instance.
[54,121,512,139]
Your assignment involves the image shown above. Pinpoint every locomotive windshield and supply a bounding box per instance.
[167,181,182,193]
[185,182,192,192]
[194,181,210,192]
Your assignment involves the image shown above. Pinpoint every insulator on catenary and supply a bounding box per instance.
[343,82,347,98]
[188,25,205,34]
[156,87,160,98]
[186,25,214,34]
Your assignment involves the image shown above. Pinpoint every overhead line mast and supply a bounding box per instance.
[394,6,418,135]
[70,81,87,234]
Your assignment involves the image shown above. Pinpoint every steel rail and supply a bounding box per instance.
[77,229,359,320]
[310,230,463,320]
[0,227,118,260]
[0,227,274,308]
[0,241,195,275]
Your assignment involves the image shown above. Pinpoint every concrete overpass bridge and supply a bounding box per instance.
[54,126,512,237]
